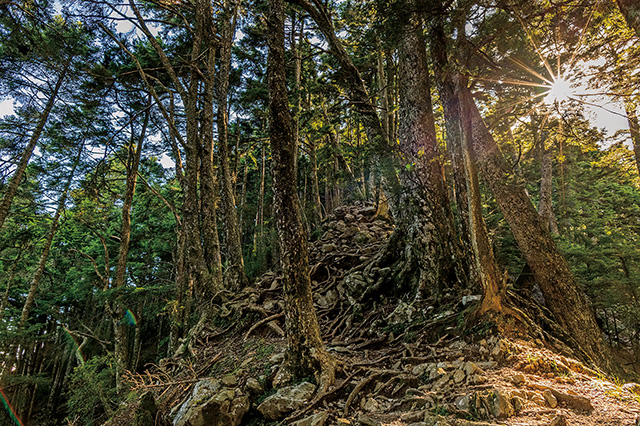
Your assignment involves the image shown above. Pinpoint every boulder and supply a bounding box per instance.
[358,414,382,426]
[133,392,157,426]
[549,414,567,426]
[173,380,249,426]
[488,389,514,419]
[257,381,316,420]
[291,411,329,426]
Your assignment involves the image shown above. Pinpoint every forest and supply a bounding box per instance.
[1,0,640,425]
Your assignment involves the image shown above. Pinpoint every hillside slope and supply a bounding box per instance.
[108,205,640,426]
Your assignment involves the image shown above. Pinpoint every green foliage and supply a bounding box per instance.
[66,355,119,425]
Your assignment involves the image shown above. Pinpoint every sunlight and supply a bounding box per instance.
[544,76,574,104]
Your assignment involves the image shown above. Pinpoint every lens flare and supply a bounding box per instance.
[63,328,85,364]
[545,77,574,104]
[0,386,24,426]
[122,310,137,326]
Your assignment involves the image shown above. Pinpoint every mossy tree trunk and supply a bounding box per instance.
[267,0,334,385]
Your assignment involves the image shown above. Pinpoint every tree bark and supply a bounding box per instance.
[395,15,459,299]
[0,63,68,230]
[267,0,334,385]
[623,99,640,179]
[19,141,83,327]
[112,105,150,388]
[459,84,610,369]
[217,2,248,290]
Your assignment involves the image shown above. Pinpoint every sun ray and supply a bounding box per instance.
[473,76,550,89]
[565,4,598,78]
[513,9,557,82]
[507,57,554,85]
[492,90,550,115]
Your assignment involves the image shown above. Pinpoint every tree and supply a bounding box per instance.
[267,0,334,386]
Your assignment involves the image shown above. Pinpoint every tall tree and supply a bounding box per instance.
[267,0,334,386]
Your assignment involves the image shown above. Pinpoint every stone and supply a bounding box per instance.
[133,392,157,426]
[455,393,472,412]
[361,396,380,412]
[257,382,316,420]
[488,389,514,419]
[462,295,482,306]
[321,244,336,253]
[358,414,381,426]
[222,375,237,387]
[511,396,524,413]
[464,362,484,376]
[173,383,248,426]
[510,374,525,386]
[412,363,433,377]
[453,369,466,383]
[543,389,558,408]
[291,411,329,426]
[549,389,594,412]
[530,393,546,406]
[386,301,416,324]
[269,352,285,364]
[354,230,374,244]
[491,339,510,363]
[245,377,263,394]
[549,414,567,426]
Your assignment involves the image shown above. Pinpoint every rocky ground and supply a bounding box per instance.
[107,204,640,426]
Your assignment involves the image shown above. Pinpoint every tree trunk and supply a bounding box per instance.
[623,99,640,179]
[395,14,459,300]
[254,143,266,258]
[458,84,610,369]
[20,142,83,327]
[217,3,248,290]
[267,0,334,386]
[428,20,484,295]
[0,247,24,322]
[538,129,559,236]
[287,0,402,206]
[0,63,68,230]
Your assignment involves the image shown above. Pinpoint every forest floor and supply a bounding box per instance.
[111,204,640,426]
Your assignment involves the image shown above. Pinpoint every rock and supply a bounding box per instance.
[543,389,558,408]
[133,392,157,426]
[321,244,336,253]
[257,382,316,420]
[453,369,466,383]
[491,339,510,363]
[291,411,329,426]
[455,394,472,412]
[549,388,593,412]
[511,396,524,413]
[269,352,285,364]
[412,363,434,377]
[354,230,374,244]
[530,392,546,406]
[549,414,567,426]
[488,389,514,419]
[462,295,482,306]
[358,414,381,426]
[510,374,525,386]
[361,396,379,412]
[245,377,263,394]
[386,301,415,324]
[222,375,237,387]
[173,379,221,425]
[464,362,484,376]
[173,383,249,426]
